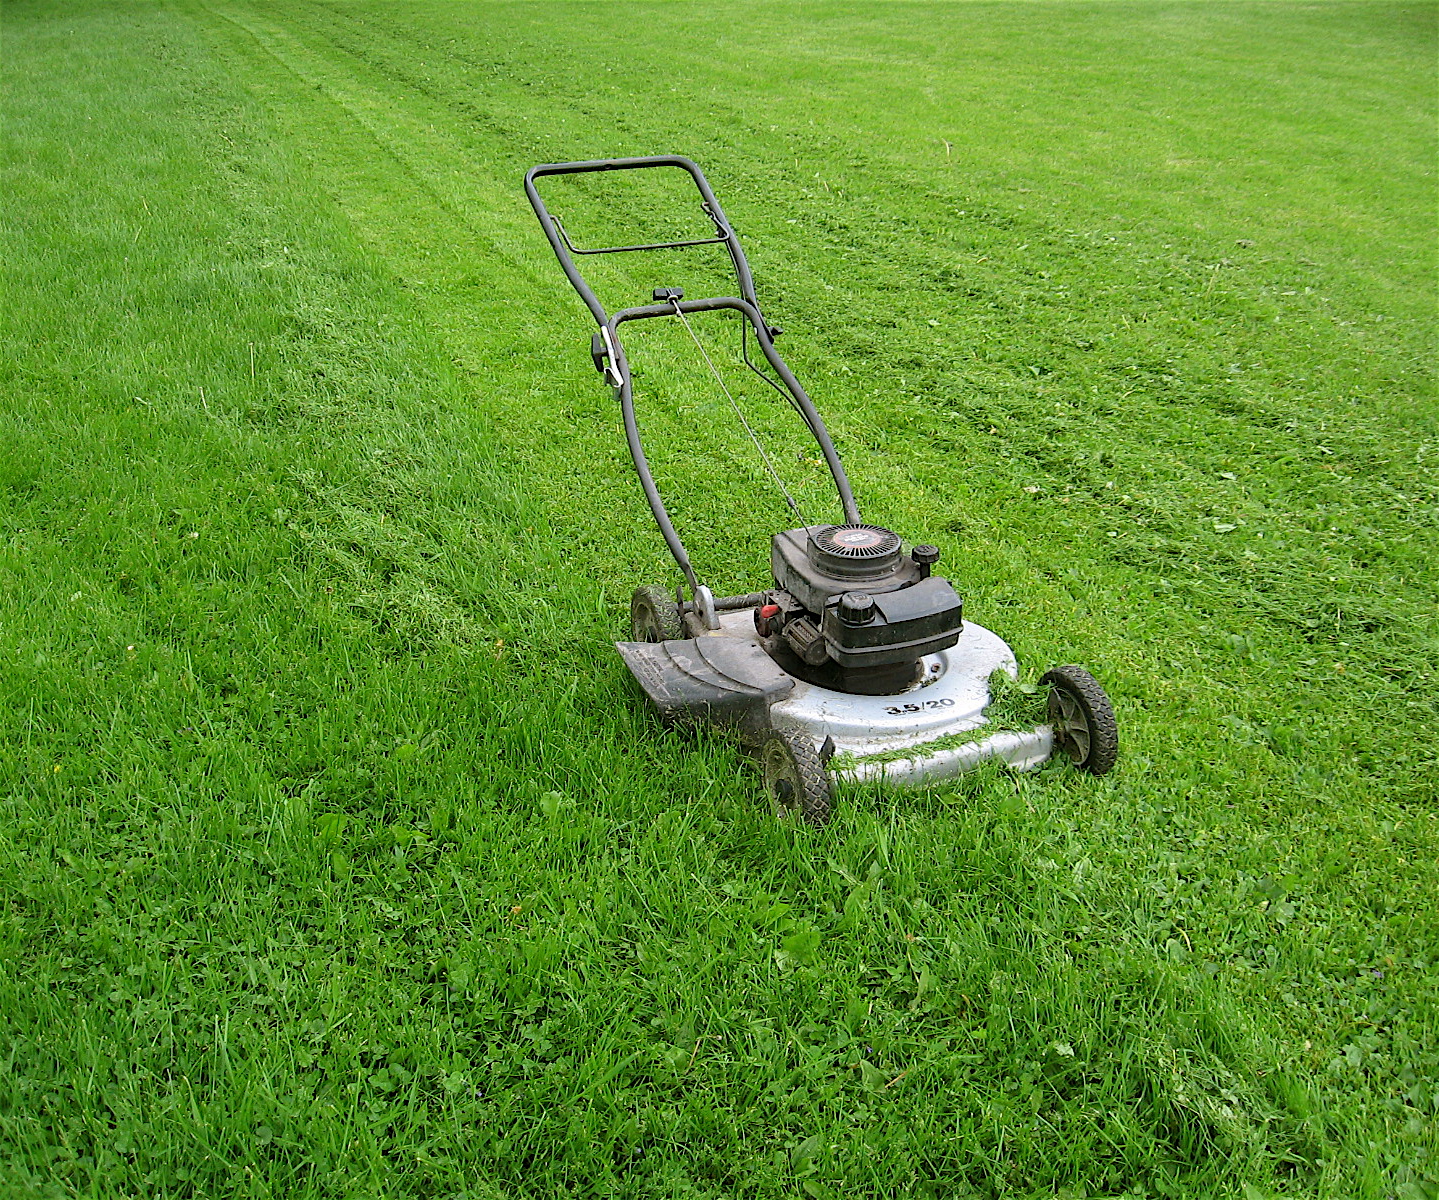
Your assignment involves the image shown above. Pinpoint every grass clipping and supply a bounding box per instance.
[983,668,1050,732]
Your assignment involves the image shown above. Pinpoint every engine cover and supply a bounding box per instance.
[820,576,964,669]
[766,525,964,694]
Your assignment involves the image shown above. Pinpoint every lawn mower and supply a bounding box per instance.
[524,156,1117,822]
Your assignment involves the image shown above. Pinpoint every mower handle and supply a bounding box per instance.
[603,295,862,592]
[524,156,766,329]
[525,157,863,596]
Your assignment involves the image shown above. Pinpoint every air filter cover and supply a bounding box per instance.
[808,524,903,580]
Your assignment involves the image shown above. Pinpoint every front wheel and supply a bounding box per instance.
[1041,664,1118,776]
[759,731,833,825]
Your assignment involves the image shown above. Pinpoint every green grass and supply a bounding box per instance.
[2,1,1435,1196]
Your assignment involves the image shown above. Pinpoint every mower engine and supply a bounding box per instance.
[756,524,964,695]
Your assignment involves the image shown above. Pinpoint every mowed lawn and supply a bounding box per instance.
[2,1,1435,1196]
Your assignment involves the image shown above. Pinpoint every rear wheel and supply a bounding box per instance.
[759,731,832,825]
[630,585,684,643]
[1041,664,1118,775]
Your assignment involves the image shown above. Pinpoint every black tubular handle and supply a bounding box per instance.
[524,156,764,328]
[606,297,863,573]
[524,156,864,589]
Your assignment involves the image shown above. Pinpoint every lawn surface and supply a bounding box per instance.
[2,2,1436,1196]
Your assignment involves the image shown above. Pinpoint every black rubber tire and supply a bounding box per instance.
[1041,664,1118,776]
[630,585,684,643]
[759,731,833,825]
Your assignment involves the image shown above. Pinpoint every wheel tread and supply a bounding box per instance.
[630,584,684,642]
[760,731,833,825]
[1040,664,1118,776]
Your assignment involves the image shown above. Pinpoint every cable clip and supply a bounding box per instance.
[599,325,623,389]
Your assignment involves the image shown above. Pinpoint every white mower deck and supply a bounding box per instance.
[716,610,1054,786]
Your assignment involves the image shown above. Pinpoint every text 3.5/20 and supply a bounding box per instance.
[883,697,956,716]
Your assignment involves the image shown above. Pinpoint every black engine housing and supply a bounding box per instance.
[763,525,963,694]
